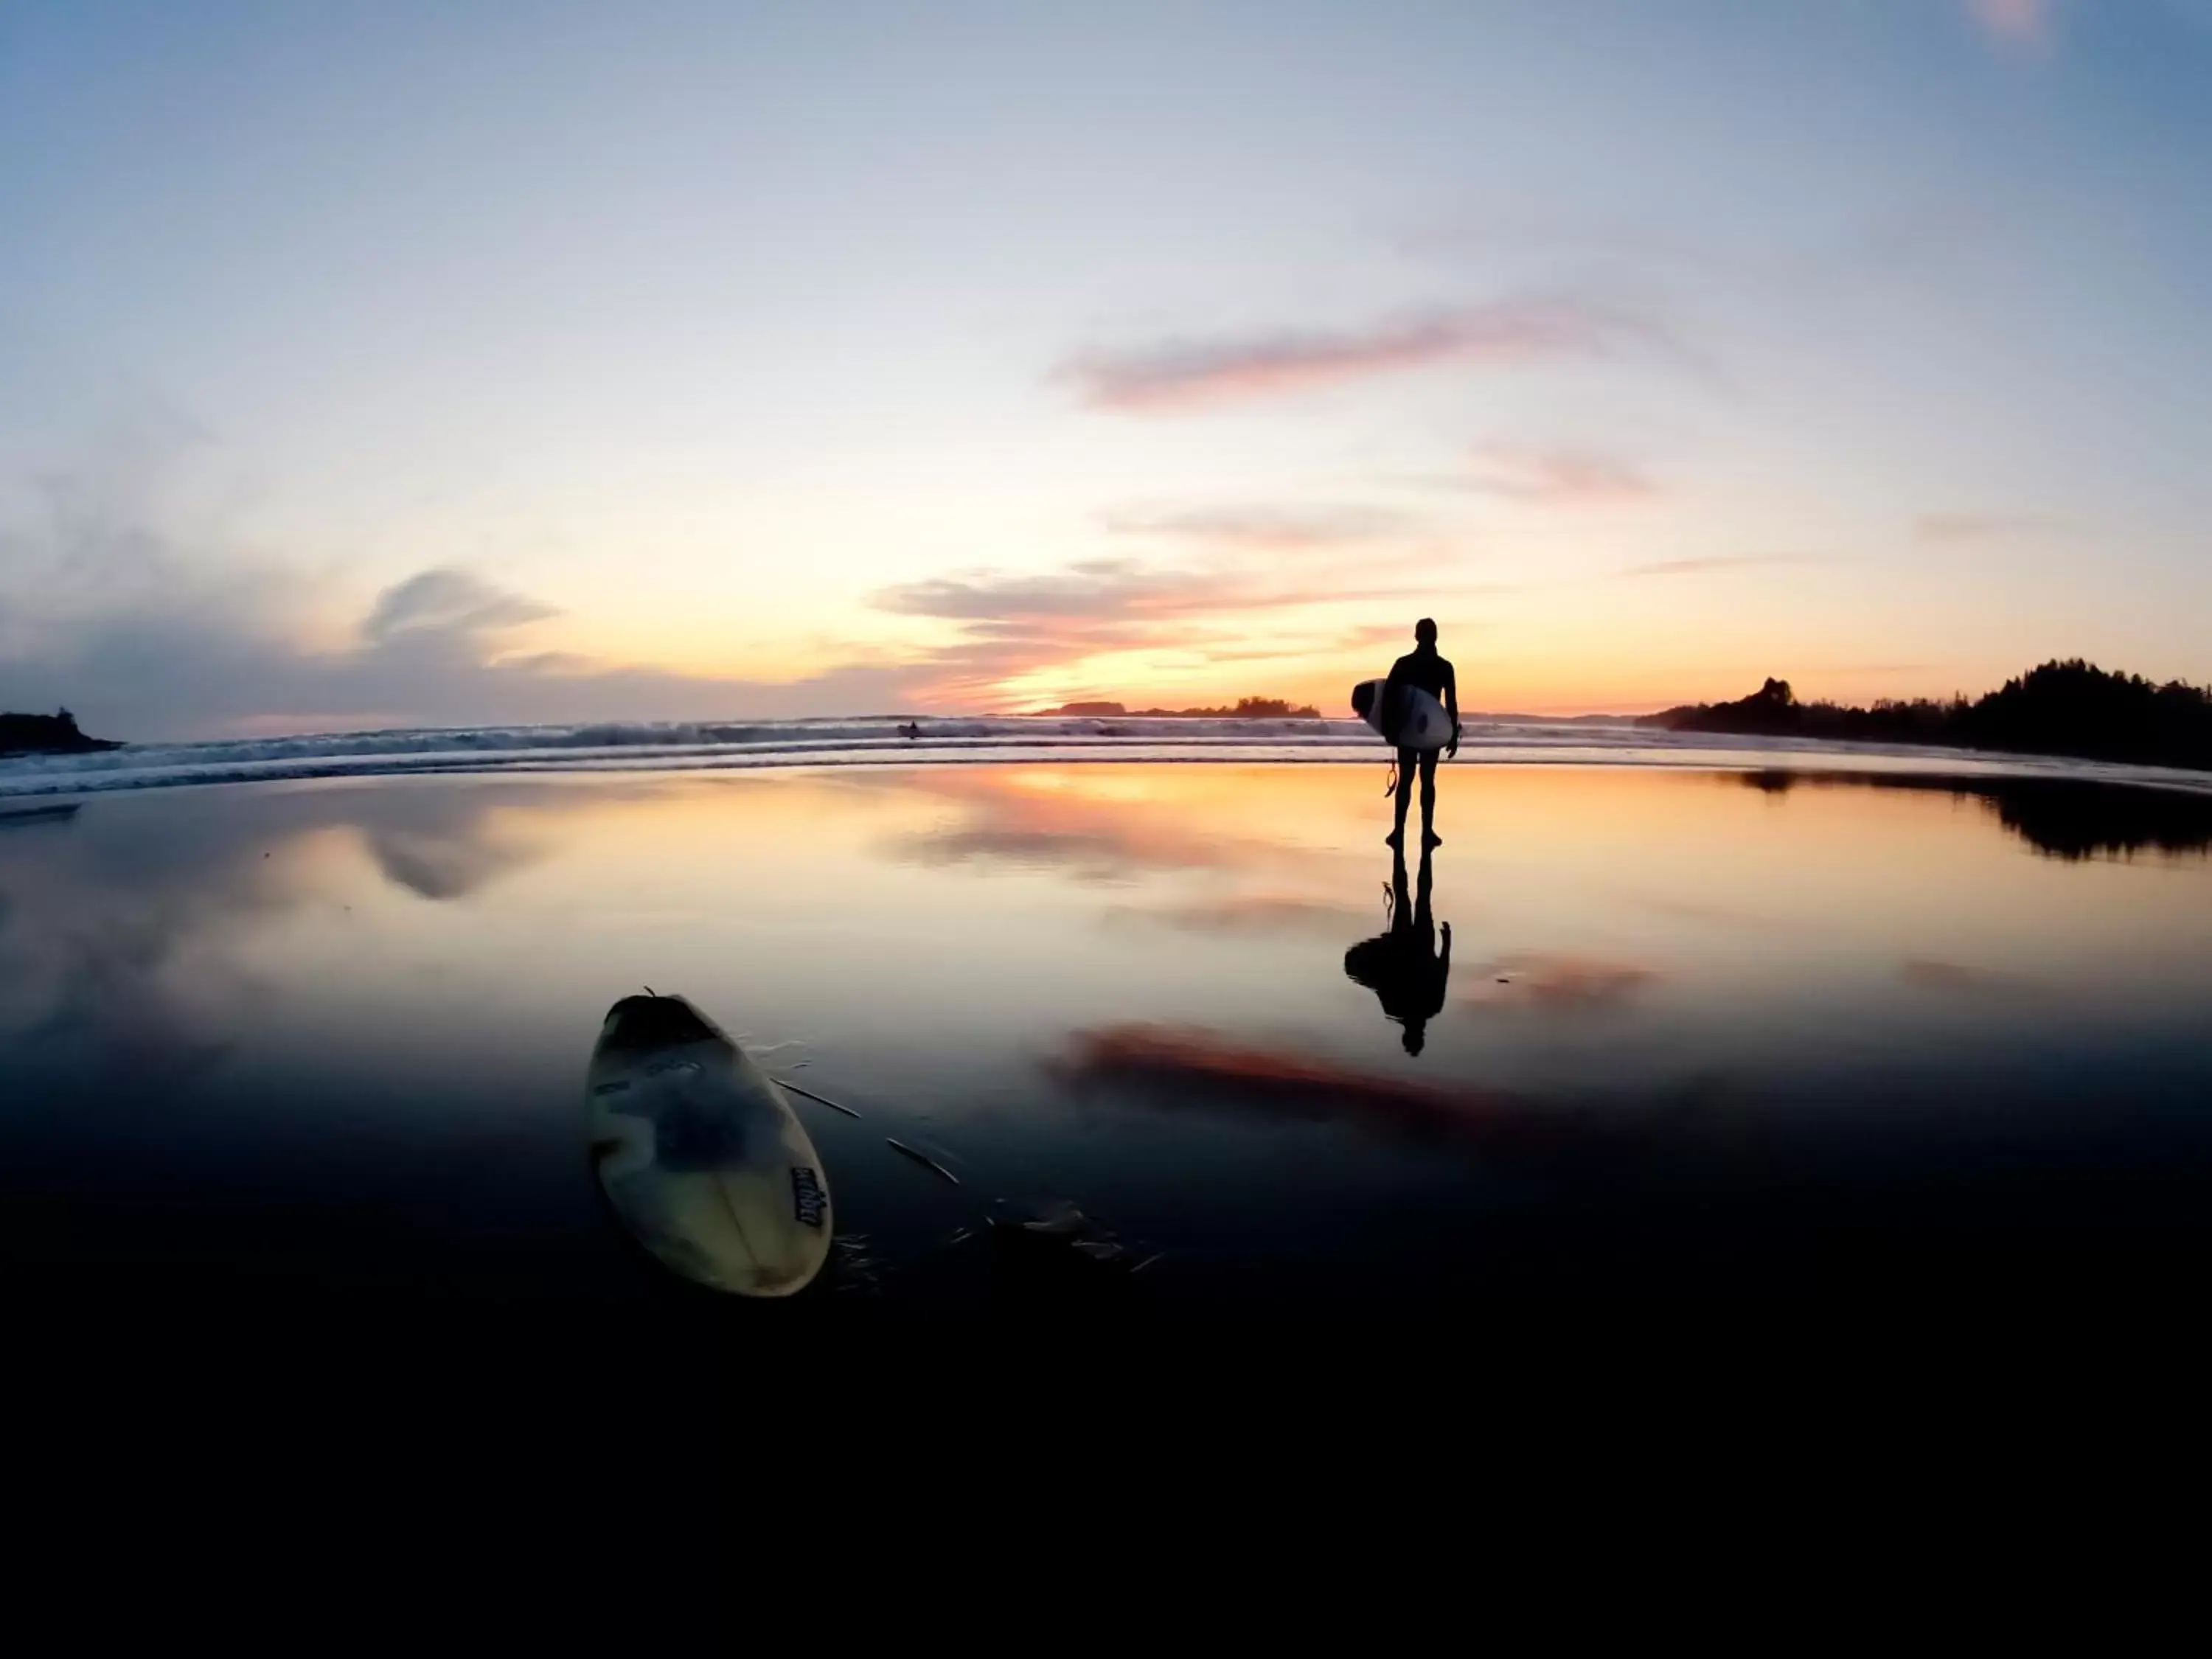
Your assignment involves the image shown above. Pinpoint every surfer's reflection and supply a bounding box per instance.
[1343,843,1451,1056]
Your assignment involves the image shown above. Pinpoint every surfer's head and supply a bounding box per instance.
[1415,617,1438,647]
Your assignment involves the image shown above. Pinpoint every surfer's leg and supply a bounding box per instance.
[1388,746,1416,846]
[1419,751,1440,845]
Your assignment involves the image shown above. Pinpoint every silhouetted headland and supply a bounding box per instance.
[1048,696,1322,718]
[0,709,119,757]
[1644,660,2212,773]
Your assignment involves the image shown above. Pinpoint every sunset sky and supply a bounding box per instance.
[4,0,2209,738]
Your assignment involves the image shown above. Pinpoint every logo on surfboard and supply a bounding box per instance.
[790,1166,827,1229]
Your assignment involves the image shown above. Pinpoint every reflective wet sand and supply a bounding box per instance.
[4,763,2210,1325]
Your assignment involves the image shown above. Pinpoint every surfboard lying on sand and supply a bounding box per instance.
[585,994,832,1297]
[1350,679,1453,750]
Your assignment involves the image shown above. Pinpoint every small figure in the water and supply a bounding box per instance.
[1382,618,1458,849]
[898,720,922,740]
[1343,841,1452,1057]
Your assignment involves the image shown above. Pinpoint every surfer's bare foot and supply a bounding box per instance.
[1423,830,1442,847]
[1384,830,1403,849]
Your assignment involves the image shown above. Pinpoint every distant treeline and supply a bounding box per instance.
[0,709,119,757]
[1051,697,1322,719]
[1643,661,2212,773]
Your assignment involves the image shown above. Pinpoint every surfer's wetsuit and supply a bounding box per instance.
[1384,645,1458,846]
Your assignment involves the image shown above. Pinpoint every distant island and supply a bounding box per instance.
[1642,660,2212,773]
[1048,697,1321,719]
[0,709,121,757]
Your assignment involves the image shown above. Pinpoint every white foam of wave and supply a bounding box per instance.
[4,714,2208,800]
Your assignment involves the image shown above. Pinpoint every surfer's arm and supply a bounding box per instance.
[1443,664,1461,756]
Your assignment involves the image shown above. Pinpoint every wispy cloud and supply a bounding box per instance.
[870,559,1409,626]
[872,561,1188,623]
[1617,555,1804,578]
[868,552,1446,703]
[1467,444,1660,505]
[1915,512,2063,543]
[1060,296,1655,413]
[1099,502,1411,548]
[1968,0,2052,49]
[361,567,558,643]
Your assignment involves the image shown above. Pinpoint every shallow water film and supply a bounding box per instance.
[4,762,2211,1329]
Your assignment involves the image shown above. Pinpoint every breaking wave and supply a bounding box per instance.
[5,713,2210,800]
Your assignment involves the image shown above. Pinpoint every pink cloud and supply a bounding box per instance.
[1469,444,1660,505]
[1968,0,2051,47]
[1060,298,1646,413]
[868,546,1462,707]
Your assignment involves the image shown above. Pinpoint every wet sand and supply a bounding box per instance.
[4,762,2211,1351]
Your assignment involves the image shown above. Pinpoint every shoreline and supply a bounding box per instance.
[6,738,2212,807]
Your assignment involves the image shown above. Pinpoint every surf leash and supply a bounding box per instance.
[886,1138,961,1186]
[776,1077,863,1119]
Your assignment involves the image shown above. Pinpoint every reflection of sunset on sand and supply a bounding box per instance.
[5,760,2212,1324]
[12,762,2202,1084]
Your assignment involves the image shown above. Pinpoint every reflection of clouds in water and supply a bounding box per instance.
[360,815,541,900]
[1056,1020,1602,1152]
[0,809,272,1082]
[0,783,570,1079]
[869,768,1336,884]
[1464,953,1658,1013]
[1900,957,2045,998]
[1102,894,1369,936]
[892,824,1218,883]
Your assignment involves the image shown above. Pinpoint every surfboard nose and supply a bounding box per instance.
[599,994,719,1051]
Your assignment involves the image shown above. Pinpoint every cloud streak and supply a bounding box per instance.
[1060,296,1655,412]
[1467,445,1660,505]
[1617,555,1803,578]
[1915,512,2062,543]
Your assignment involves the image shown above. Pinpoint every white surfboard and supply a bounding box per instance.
[1349,678,1453,750]
[585,995,832,1298]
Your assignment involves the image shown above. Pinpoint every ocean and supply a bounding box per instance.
[9,711,2212,799]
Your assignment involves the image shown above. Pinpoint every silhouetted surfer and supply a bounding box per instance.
[1383,618,1458,849]
[1343,842,1451,1056]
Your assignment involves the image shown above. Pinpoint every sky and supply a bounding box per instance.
[3,0,2210,739]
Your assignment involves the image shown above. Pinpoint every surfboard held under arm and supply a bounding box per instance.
[585,993,832,1297]
[1350,679,1453,749]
